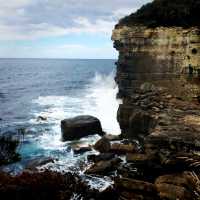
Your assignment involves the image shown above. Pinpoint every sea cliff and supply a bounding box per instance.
[110,2,200,199]
[112,24,200,141]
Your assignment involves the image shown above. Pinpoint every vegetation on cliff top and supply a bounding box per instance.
[119,0,200,28]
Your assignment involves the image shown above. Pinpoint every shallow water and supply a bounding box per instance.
[0,58,120,188]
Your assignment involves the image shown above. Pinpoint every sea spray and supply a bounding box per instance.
[19,71,120,170]
[84,71,121,135]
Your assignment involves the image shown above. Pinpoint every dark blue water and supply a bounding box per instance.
[0,58,120,187]
[0,59,117,127]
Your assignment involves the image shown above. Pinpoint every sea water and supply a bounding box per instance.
[0,58,120,188]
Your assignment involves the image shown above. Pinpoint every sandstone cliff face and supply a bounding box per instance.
[112,25,200,141]
[113,26,200,98]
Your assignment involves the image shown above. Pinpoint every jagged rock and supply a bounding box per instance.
[128,110,156,139]
[94,137,111,153]
[110,143,136,154]
[61,115,103,141]
[115,178,158,199]
[0,136,20,166]
[159,152,200,173]
[85,158,122,175]
[155,172,197,200]
[25,157,54,170]
[144,129,200,160]
[122,153,163,182]
[73,147,92,154]
[87,153,115,163]
[37,116,47,121]
[0,171,107,200]
[140,82,156,93]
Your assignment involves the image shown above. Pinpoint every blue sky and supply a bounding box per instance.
[0,0,151,59]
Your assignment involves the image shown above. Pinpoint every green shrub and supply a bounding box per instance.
[119,0,200,28]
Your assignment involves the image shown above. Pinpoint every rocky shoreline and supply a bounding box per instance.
[1,95,200,200]
[1,0,200,199]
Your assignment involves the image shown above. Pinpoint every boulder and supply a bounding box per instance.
[0,136,20,166]
[110,143,136,154]
[61,115,103,141]
[114,177,158,200]
[94,137,111,153]
[73,147,92,154]
[25,157,54,170]
[85,157,122,175]
[87,153,115,163]
[37,116,47,121]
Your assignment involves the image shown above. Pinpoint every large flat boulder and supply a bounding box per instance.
[61,115,103,141]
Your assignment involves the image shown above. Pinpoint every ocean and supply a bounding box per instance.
[0,58,120,187]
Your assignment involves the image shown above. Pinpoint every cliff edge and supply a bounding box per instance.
[111,1,200,199]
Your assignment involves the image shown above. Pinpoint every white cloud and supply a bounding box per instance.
[0,0,152,58]
[0,17,115,40]
[0,0,31,8]
[0,0,152,41]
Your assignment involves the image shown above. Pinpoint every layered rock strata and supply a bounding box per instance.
[110,14,200,200]
[112,25,200,141]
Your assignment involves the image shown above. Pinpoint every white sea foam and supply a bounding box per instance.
[20,71,121,189]
[27,71,120,160]
[84,72,121,134]
[31,71,121,135]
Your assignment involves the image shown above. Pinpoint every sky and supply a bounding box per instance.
[0,0,152,59]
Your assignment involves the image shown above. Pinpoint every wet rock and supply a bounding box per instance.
[25,157,54,170]
[110,143,136,154]
[0,136,20,166]
[0,171,99,200]
[37,116,47,121]
[85,157,122,175]
[87,153,115,163]
[61,115,103,141]
[155,172,197,200]
[94,137,111,153]
[73,146,92,154]
[115,177,158,199]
